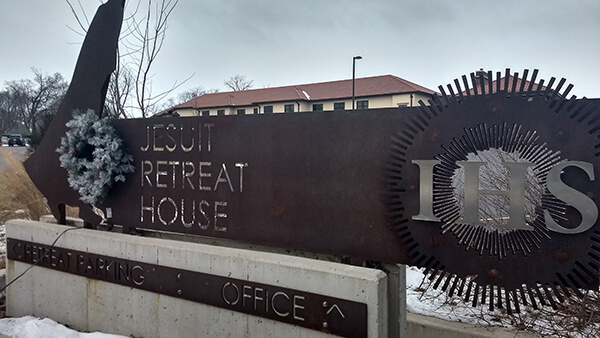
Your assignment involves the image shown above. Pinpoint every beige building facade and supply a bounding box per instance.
[161,75,436,117]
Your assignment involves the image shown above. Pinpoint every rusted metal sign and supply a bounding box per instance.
[96,75,600,314]
[103,109,411,263]
[7,238,368,337]
[31,85,600,313]
[21,0,600,314]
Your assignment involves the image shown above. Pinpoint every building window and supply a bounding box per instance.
[312,104,323,111]
[284,104,294,113]
[201,110,210,116]
[334,102,345,110]
[356,100,368,109]
[264,105,273,114]
[237,109,246,115]
[217,109,225,116]
[253,108,258,114]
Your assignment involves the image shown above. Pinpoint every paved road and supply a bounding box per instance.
[0,146,28,172]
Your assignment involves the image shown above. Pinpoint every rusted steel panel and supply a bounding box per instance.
[24,0,124,226]
[103,108,415,264]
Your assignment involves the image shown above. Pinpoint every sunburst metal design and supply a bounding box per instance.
[434,124,566,260]
[386,68,600,313]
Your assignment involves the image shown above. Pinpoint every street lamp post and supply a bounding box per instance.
[352,56,362,110]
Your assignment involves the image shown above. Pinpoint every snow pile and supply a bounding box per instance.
[0,317,127,338]
[406,266,506,326]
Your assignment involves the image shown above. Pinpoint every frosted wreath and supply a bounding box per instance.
[56,110,135,204]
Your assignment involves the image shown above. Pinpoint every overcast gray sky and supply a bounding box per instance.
[1,0,599,100]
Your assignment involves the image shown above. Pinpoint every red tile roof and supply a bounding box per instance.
[170,75,435,111]
[460,74,546,96]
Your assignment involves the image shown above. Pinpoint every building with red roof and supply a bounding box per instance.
[161,75,436,117]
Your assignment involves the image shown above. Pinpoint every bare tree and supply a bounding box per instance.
[177,86,218,104]
[451,148,546,229]
[127,0,180,117]
[3,69,68,138]
[225,75,254,91]
[0,90,23,134]
[155,86,218,113]
[66,0,187,118]
[104,64,134,119]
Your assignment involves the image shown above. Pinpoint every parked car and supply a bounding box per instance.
[8,134,25,147]
[1,135,8,146]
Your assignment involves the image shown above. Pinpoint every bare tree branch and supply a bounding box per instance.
[65,0,92,34]
[2,69,68,145]
[225,75,254,91]
[65,0,186,118]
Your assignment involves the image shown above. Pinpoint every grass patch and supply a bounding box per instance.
[0,148,51,224]
[0,148,80,224]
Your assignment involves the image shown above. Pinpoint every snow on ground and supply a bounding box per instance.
[0,317,127,338]
[405,266,505,326]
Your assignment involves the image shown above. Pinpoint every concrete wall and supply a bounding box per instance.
[407,313,541,338]
[5,220,387,338]
[4,218,541,338]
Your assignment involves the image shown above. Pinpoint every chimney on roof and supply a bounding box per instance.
[475,68,489,92]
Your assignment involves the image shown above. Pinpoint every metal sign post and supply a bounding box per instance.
[384,263,408,337]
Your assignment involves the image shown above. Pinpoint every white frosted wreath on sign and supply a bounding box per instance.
[56,109,135,205]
